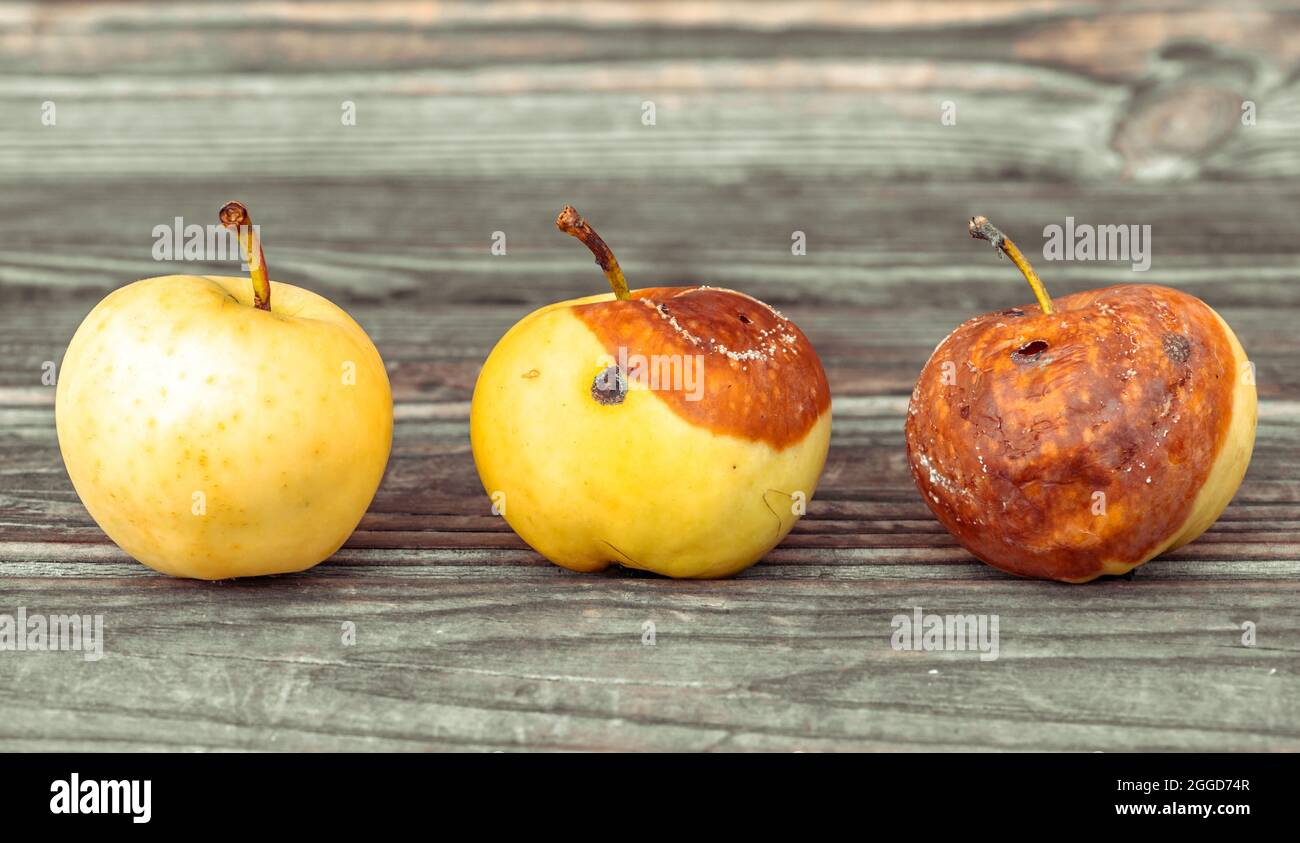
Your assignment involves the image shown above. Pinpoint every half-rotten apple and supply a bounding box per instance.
[470,206,832,578]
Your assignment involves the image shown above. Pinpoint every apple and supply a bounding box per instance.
[55,202,393,579]
[470,206,832,578]
[905,216,1256,582]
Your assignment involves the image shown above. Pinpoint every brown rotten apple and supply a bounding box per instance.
[905,216,1256,582]
[470,206,831,578]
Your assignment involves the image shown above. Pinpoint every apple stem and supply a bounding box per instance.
[556,205,631,300]
[969,215,1055,315]
[219,201,271,311]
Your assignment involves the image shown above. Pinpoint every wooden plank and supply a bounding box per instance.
[3,1,1300,184]
[2,82,1298,182]
[1,570,1296,751]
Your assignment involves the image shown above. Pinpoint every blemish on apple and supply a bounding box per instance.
[1162,333,1191,363]
[1011,339,1050,363]
[591,364,627,405]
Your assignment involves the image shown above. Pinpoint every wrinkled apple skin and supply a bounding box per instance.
[471,287,831,578]
[56,275,393,579]
[905,284,1256,582]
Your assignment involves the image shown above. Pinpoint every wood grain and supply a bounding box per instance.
[1,0,1298,751]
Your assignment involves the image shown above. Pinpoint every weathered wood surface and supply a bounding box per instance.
[1,1,1299,751]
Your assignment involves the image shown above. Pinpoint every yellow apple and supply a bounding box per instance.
[55,203,392,579]
[470,207,832,578]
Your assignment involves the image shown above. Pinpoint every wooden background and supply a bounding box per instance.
[2,0,1298,751]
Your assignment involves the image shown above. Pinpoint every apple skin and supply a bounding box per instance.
[905,283,1256,582]
[470,286,831,578]
[56,275,392,579]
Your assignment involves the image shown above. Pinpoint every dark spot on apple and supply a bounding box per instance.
[1000,308,1026,318]
[1011,339,1049,363]
[738,312,751,324]
[591,364,627,405]
[1162,333,1191,364]
[959,404,970,419]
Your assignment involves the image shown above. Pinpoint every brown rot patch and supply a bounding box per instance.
[1011,339,1050,363]
[573,286,831,447]
[591,365,627,405]
[1163,333,1191,364]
